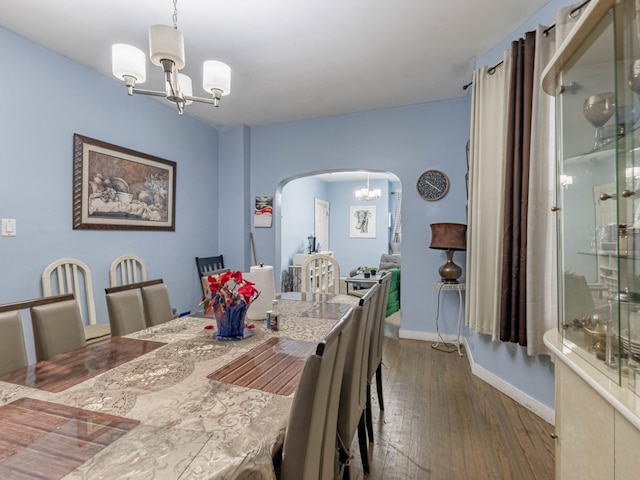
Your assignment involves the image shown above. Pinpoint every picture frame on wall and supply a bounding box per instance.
[72,134,176,231]
[350,206,376,238]
[254,196,273,228]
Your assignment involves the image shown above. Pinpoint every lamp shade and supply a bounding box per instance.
[203,60,231,95]
[149,24,185,69]
[429,223,467,251]
[112,44,146,83]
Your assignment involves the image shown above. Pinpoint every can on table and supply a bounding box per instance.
[266,310,272,329]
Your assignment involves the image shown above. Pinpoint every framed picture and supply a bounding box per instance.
[72,134,176,231]
[254,196,273,228]
[350,206,376,238]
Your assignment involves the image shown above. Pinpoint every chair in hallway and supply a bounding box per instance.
[196,255,226,296]
[364,271,392,443]
[42,258,110,342]
[109,254,148,287]
[301,254,341,294]
[0,310,28,375]
[30,297,86,361]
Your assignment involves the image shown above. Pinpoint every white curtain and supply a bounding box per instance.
[525,4,584,356]
[466,50,512,339]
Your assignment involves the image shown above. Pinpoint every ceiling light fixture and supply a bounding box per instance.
[355,174,382,201]
[111,0,231,115]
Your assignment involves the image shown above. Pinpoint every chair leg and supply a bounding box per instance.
[365,383,374,443]
[357,412,370,474]
[376,363,384,411]
[340,448,350,480]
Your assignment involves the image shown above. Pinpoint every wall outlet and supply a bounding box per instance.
[2,219,16,237]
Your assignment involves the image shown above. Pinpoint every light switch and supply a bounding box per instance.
[2,219,16,237]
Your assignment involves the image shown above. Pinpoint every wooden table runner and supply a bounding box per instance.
[0,337,166,393]
[208,337,314,396]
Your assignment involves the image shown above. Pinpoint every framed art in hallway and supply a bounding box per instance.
[72,134,176,231]
[350,206,376,238]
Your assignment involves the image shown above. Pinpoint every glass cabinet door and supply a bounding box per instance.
[555,0,640,394]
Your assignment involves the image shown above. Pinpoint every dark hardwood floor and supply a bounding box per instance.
[346,314,555,480]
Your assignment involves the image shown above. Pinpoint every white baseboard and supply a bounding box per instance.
[398,328,555,425]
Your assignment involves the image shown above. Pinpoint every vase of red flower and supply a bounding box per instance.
[201,271,260,339]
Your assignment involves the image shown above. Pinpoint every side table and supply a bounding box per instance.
[432,282,466,356]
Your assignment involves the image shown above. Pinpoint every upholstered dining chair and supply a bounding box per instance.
[109,254,148,287]
[0,311,28,375]
[279,307,355,480]
[30,298,86,361]
[42,258,110,342]
[106,289,147,336]
[141,282,174,327]
[301,254,341,294]
[196,255,226,295]
[364,271,392,443]
[337,284,379,479]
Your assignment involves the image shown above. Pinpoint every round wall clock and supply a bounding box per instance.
[417,170,450,201]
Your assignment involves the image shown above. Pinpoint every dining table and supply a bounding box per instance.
[0,292,359,480]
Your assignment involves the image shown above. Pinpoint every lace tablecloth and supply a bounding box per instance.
[0,295,358,479]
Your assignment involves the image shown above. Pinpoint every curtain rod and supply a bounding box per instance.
[543,0,591,36]
[463,0,591,90]
[462,59,504,90]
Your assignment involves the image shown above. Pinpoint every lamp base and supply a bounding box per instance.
[438,249,462,284]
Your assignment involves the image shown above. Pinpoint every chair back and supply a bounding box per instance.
[109,254,148,287]
[0,311,28,375]
[196,256,226,295]
[281,308,353,480]
[141,282,174,327]
[337,284,377,448]
[31,298,86,361]
[368,271,392,380]
[42,258,97,326]
[106,289,147,336]
[301,254,340,294]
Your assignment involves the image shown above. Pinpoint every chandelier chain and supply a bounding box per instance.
[172,0,178,28]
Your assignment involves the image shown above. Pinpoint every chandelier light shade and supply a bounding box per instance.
[149,24,185,69]
[429,223,467,283]
[111,44,146,83]
[111,0,231,115]
[355,174,382,201]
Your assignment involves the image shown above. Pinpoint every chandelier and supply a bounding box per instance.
[111,0,231,115]
[355,174,381,201]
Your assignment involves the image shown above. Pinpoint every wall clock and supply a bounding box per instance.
[416,170,449,201]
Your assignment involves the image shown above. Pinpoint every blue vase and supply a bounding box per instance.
[216,302,247,338]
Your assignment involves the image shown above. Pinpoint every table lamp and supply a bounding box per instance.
[429,223,467,283]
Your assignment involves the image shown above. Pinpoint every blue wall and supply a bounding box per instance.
[0,26,219,363]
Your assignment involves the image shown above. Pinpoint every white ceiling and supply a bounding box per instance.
[0,0,550,129]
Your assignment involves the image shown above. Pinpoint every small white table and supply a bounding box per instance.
[432,282,466,356]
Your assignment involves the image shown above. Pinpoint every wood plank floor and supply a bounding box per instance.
[346,314,555,480]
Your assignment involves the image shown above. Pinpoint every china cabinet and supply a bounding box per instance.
[543,0,640,477]
[543,0,640,396]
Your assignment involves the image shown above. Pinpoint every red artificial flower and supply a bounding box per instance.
[238,282,259,304]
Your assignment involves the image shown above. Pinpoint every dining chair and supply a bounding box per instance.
[31,298,87,361]
[337,284,379,479]
[301,254,341,294]
[0,311,28,375]
[364,271,392,443]
[279,307,355,480]
[195,255,225,295]
[109,254,148,287]
[106,289,147,336]
[42,258,110,342]
[141,282,174,327]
